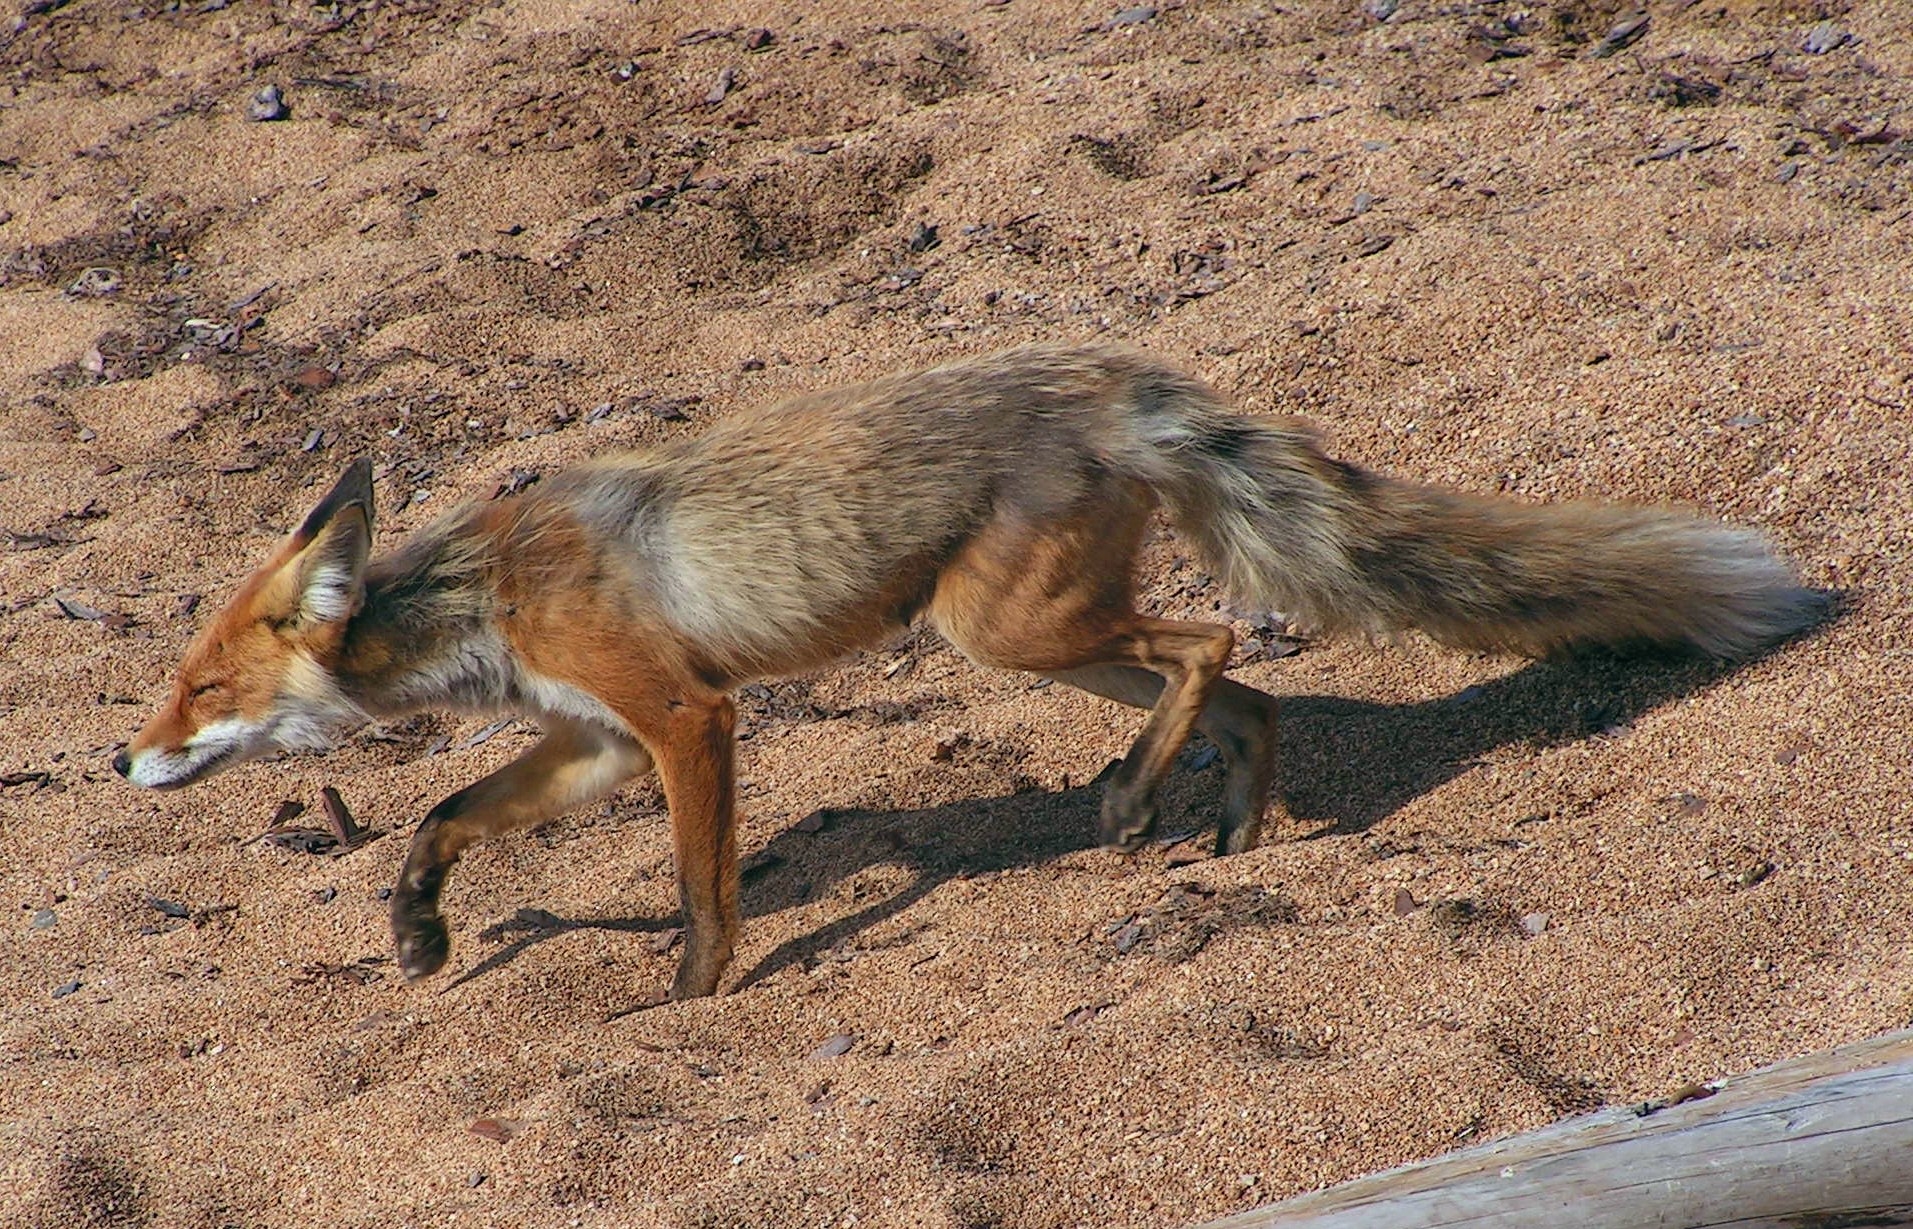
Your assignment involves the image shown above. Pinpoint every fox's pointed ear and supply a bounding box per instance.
[284,460,374,627]
[296,459,375,547]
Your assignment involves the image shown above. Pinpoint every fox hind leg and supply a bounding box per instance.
[928,479,1234,851]
[1083,618,1234,849]
[392,719,651,980]
[1047,665,1281,855]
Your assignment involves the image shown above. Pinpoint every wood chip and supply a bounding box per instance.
[261,830,338,855]
[1589,13,1649,58]
[53,595,108,621]
[1106,6,1157,28]
[457,719,513,749]
[319,786,366,847]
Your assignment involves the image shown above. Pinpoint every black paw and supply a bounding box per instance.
[395,910,451,981]
[1097,792,1159,853]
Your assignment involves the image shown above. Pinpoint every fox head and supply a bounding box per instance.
[115,460,376,790]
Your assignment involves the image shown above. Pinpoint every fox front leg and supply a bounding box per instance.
[389,721,649,980]
[632,694,741,1000]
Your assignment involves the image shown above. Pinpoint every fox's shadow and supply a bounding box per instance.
[446,644,1786,996]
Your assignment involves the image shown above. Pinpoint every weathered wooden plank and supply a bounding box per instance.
[1200,1028,1913,1229]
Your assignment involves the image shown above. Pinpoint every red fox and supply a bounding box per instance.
[116,344,1820,999]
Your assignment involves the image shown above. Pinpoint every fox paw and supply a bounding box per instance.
[395,912,451,981]
[1097,791,1159,853]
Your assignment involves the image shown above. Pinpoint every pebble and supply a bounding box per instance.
[30,907,56,930]
[68,267,121,297]
[1802,21,1849,55]
[248,84,289,122]
[812,1033,856,1058]
[906,221,940,253]
[52,979,81,999]
[1520,912,1551,936]
[1107,6,1157,27]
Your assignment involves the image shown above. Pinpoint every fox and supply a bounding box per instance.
[116,343,1822,1000]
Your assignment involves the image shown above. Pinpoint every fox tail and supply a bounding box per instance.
[1113,365,1822,658]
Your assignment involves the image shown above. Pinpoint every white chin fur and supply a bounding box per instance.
[124,718,257,789]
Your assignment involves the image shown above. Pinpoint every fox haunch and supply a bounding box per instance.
[118,343,1820,999]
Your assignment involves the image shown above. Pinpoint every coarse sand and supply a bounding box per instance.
[2,1,1910,1226]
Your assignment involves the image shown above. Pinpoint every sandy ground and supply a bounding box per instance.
[3,0,1911,1225]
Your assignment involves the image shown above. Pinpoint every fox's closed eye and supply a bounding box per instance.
[189,681,227,700]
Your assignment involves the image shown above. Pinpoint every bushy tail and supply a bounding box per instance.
[1117,369,1822,658]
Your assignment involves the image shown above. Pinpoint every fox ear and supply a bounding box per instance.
[285,461,374,626]
[296,459,376,546]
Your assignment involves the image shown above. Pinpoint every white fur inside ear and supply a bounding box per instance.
[301,562,356,622]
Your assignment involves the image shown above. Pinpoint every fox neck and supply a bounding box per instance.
[329,533,503,719]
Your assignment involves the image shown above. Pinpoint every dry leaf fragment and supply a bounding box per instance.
[468,1118,521,1143]
[290,365,335,392]
[1063,1002,1112,1028]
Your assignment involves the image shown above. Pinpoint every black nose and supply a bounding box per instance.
[112,749,132,778]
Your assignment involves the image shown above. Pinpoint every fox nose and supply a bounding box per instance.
[112,749,132,778]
